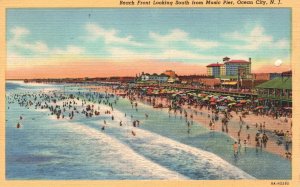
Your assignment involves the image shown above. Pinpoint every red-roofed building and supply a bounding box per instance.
[206,63,221,67]
[164,70,177,78]
[225,60,249,64]
[206,57,252,77]
[220,64,226,76]
[206,62,222,77]
[224,57,252,76]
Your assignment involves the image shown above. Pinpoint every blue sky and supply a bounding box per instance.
[6,8,291,77]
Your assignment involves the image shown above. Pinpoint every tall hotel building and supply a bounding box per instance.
[206,57,252,77]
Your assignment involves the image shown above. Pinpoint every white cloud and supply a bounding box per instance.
[20,41,49,53]
[85,23,144,46]
[10,27,30,39]
[8,26,85,56]
[149,29,220,49]
[223,25,289,51]
[149,29,189,42]
[8,27,50,54]
[52,45,85,55]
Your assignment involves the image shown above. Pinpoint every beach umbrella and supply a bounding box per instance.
[228,103,236,106]
[210,97,216,102]
[197,94,205,98]
[217,106,227,110]
[284,107,292,110]
[202,97,209,101]
[236,103,243,107]
[239,100,247,104]
[226,96,235,101]
[210,102,216,105]
[255,106,264,110]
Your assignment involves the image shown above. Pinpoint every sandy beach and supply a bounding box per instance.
[85,85,292,159]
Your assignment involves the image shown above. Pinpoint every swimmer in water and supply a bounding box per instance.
[131,130,136,136]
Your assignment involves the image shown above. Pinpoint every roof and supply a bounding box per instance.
[207,63,221,67]
[198,78,221,86]
[225,60,249,64]
[282,70,292,76]
[256,77,292,90]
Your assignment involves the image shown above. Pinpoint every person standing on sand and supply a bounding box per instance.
[246,124,249,130]
[247,134,251,144]
[259,123,263,132]
[259,132,263,151]
[262,133,269,148]
[211,121,215,131]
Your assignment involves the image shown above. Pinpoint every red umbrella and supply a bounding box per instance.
[210,102,216,105]
[210,98,216,102]
[236,103,243,107]
[255,106,264,110]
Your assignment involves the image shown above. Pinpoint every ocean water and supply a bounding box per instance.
[5,81,291,180]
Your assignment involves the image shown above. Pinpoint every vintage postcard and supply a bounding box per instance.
[0,0,299,187]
